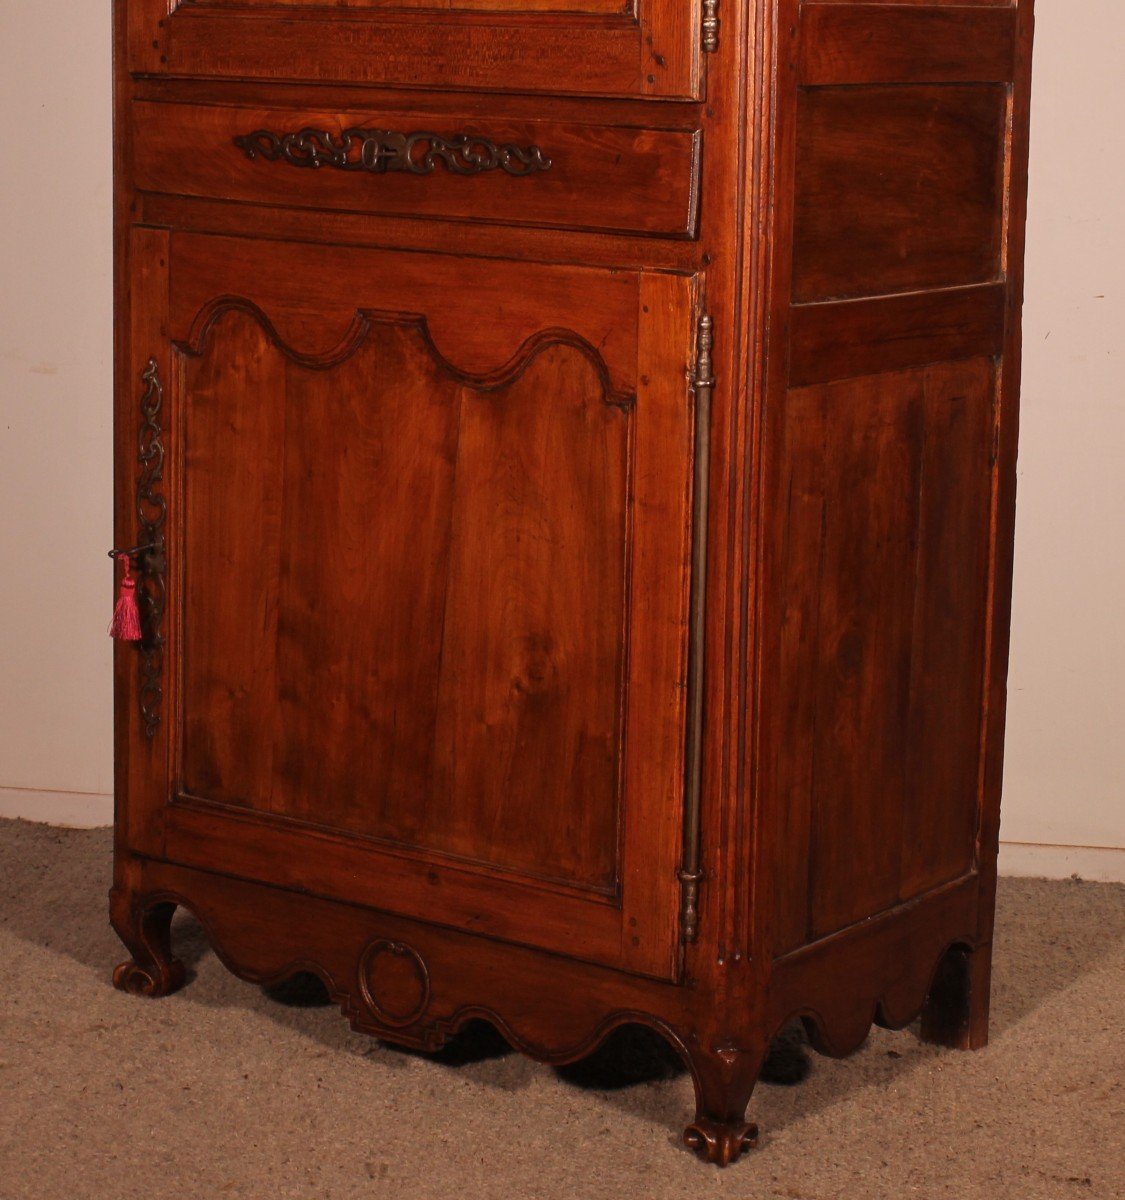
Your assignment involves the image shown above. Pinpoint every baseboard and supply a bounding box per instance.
[0,786,113,828]
[998,841,1125,883]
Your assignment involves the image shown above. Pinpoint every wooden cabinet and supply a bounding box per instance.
[111,0,1036,1165]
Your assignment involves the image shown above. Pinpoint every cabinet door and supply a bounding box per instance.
[116,228,699,980]
[125,0,701,99]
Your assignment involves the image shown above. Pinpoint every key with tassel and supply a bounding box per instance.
[107,548,148,641]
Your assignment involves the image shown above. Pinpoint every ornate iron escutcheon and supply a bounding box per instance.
[233,127,553,178]
[135,357,166,739]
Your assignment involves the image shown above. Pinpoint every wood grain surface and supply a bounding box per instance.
[111,0,1037,1165]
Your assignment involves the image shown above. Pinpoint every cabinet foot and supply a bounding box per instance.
[682,1042,764,1165]
[683,1117,759,1166]
[110,888,186,998]
[919,942,991,1050]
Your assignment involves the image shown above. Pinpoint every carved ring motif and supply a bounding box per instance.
[234,128,552,178]
[358,939,431,1028]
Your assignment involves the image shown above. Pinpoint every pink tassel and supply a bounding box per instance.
[109,554,143,641]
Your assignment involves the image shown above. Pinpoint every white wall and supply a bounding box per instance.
[1001,0,1125,877]
[1,2,1122,880]
[0,0,115,824]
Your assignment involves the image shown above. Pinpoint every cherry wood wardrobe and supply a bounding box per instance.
[110,0,1035,1164]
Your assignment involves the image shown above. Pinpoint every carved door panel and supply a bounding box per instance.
[125,0,702,99]
[117,228,700,980]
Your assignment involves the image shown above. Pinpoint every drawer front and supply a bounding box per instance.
[131,101,702,239]
[127,0,701,100]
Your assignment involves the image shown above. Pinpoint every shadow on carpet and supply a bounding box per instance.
[2,816,1122,1154]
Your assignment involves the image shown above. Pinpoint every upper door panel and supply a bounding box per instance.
[126,0,701,99]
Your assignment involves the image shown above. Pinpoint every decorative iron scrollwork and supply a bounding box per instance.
[233,127,552,178]
[136,357,166,739]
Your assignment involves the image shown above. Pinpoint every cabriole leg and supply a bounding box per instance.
[110,887,186,998]
[682,1041,764,1166]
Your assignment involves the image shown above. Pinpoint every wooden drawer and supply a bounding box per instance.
[126,0,702,100]
[131,101,702,239]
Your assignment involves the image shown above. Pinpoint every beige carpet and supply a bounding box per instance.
[1,818,1122,1200]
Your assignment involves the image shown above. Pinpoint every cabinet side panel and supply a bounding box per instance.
[762,0,1029,954]
[793,84,1006,303]
[776,362,992,940]
[900,358,995,897]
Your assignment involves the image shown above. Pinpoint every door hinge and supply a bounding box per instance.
[680,313,715,944]
[702,0,720,53]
